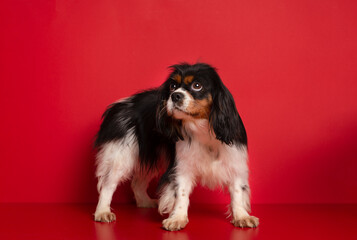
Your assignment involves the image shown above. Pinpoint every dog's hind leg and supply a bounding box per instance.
[94,136,138,222]
[131,172,158,208]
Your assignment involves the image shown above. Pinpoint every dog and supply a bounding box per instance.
[94,63,259,231]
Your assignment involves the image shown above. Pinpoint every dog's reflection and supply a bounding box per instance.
[94,220,258,240]
[162,231,189,240]
[230,227,259,240]
[94,222,117,240]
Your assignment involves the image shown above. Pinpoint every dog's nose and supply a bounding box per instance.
[171,92,184,103]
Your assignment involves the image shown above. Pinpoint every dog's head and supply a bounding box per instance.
[157,63,247,145]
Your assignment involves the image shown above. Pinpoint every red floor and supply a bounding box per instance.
[0,204,356,240]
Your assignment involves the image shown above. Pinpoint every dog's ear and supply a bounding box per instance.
[209,84,247,145]
[156,87,183,142]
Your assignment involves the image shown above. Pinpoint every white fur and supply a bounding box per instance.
[166,88,194,118]
[159,118,253,230]
[95,128,138,217]
[158,182,176,215]
[178,120,249,189]
[94,126,161,221]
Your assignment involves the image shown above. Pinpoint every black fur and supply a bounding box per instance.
[95,90,176,171]
[210,83,247,145]
[165,62,247,145]
[158,63,248,191]
[95,62,247,184]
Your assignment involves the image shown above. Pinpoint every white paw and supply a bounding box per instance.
[231,216,259,228]
[162,216,189,231]
[94,212,116,223]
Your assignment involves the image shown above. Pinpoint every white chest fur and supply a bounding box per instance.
[176,120,249,189]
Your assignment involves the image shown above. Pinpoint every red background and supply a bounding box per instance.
[0,0,356,204]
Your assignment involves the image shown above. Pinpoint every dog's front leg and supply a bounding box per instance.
[228,178,259,228]
[162,174,193,231]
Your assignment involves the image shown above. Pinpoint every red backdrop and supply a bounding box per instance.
[0,0,356,204]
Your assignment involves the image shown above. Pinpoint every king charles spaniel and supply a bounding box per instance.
[94,63,259,231]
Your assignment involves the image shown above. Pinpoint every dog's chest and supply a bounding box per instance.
[177,138,242,189]
[177,120,248,188]
[195,142,233,186]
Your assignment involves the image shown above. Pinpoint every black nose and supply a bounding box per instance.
[171,92,184,103]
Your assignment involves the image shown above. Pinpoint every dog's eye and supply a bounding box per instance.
[170,83,178,91]
[191,82,203,91]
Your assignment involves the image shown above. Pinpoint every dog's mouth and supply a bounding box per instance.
[172,106,199,118]
[171,106,186,115]
[174,106,186,113]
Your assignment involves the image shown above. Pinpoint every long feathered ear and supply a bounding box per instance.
[156,87,183,142]
[209,85,247,145]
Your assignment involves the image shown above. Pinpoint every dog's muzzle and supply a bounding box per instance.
[171,92,184,106]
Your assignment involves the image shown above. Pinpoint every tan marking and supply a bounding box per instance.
[173,74,182,83]
[184,75,194,85]
[186,94,213,119]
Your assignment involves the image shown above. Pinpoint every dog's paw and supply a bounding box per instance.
[162,216,189,231]
[94,212,116,223]
[137,199,158,208]
[231,216,259,228]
